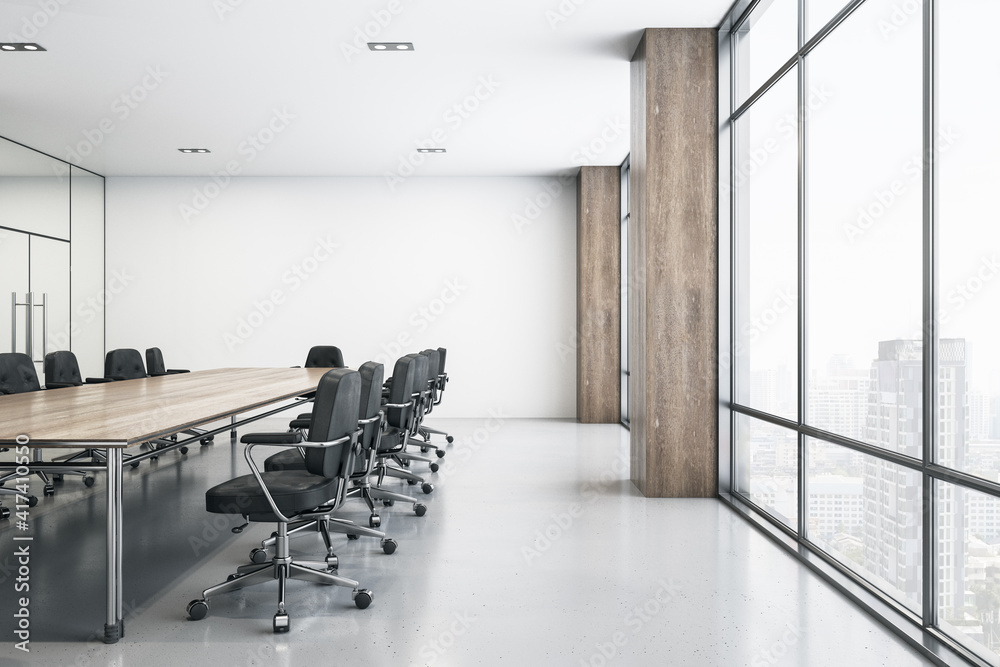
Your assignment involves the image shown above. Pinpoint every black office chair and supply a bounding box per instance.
[43,350,87,389]
[389,352,442,474]
[186,368,374,632]
[257,361,400,556]
[94,348,148,381]
[373,354,435,494]
[305,345,346,368]
[417,347,453,447]
[145,347,189,376]
[404,348,447,459]
[0,353,46,507]
[0,352,41,395]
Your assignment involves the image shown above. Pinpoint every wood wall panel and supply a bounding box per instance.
[577,166,621,423]
[630,29,718,498]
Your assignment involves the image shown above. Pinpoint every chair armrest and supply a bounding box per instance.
[288,418,311,430]
[358,413,383,427]
[85,377,114,384]
[105,375,128,381]
[243,429,358,523]
[45,382,78,389]
[167,369,190,374]
[149,371,170,377]
[240,431,303,445]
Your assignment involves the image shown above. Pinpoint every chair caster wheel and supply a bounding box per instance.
[83,476,95,487]
[353,589,373,609]
[201,438,212,445]
[436,449,446,457]
[187,599,209,620]
[43,484,55,496]
[53,474,64,482]
[381,538,397,555]
[421,483,434,494]
[326,555,339,570]
[0,507,9,520]
[382,499,395,507]
[407,479,418,485]
[429,462,439,473]
[414,503,427,517]
[249,548,269,564]
[273,611,289,633]
[180,446,189,455]
[347,533,359,541]
[26,496,38,508]
[369,515,381,528]
[446,436,454,444]
[130,461,140,469]
[150,454,159,460]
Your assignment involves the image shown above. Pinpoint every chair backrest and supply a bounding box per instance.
[44,351,83,387]
[358,361,384,443]
[145,347,166,375]
[437,347,447,374]
[105,349,147,380]
[304,368,361,479]
[420,349,441,379]
[385,355,417,429]
[0,353,41,394]
[304,346,345,368]
[353,361,385,473]
[412,352,430,394]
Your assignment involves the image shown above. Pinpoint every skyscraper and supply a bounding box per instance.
[863,339,967,616]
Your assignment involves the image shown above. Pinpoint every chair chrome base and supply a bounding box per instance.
[420,425,454,444]
[187,521,373,632]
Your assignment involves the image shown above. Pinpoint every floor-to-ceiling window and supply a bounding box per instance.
[721,0,1000,663]
[621,155,630,427]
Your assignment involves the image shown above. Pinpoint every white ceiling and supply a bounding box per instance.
[0,0,733,177]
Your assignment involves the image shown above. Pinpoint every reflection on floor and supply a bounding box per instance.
[0,418,932,666]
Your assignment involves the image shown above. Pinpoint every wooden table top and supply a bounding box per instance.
[0,367,331,447]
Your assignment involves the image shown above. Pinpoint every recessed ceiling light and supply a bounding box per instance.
[0,43,46,52]
[178,148,211,154]
[416,148,446,154]
[368,42,413,51]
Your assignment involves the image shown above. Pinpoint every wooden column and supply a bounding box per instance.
[629,29,718,497]
[577,166,621,423]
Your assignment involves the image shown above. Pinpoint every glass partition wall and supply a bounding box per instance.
[721,0,1000,664]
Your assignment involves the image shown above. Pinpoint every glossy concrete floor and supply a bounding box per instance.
[0,418,933,666]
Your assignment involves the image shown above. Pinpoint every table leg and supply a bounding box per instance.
[104,448,123,643]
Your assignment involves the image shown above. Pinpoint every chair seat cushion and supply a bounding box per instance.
[265,449,307,473]
[205,470,336,517]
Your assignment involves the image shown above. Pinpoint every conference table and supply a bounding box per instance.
[0,367,330,643]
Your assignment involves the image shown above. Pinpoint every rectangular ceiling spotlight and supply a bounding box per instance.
[0,43,46,52]
[368,42,413,51]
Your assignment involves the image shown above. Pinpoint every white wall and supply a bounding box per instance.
[105,176,577,418]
